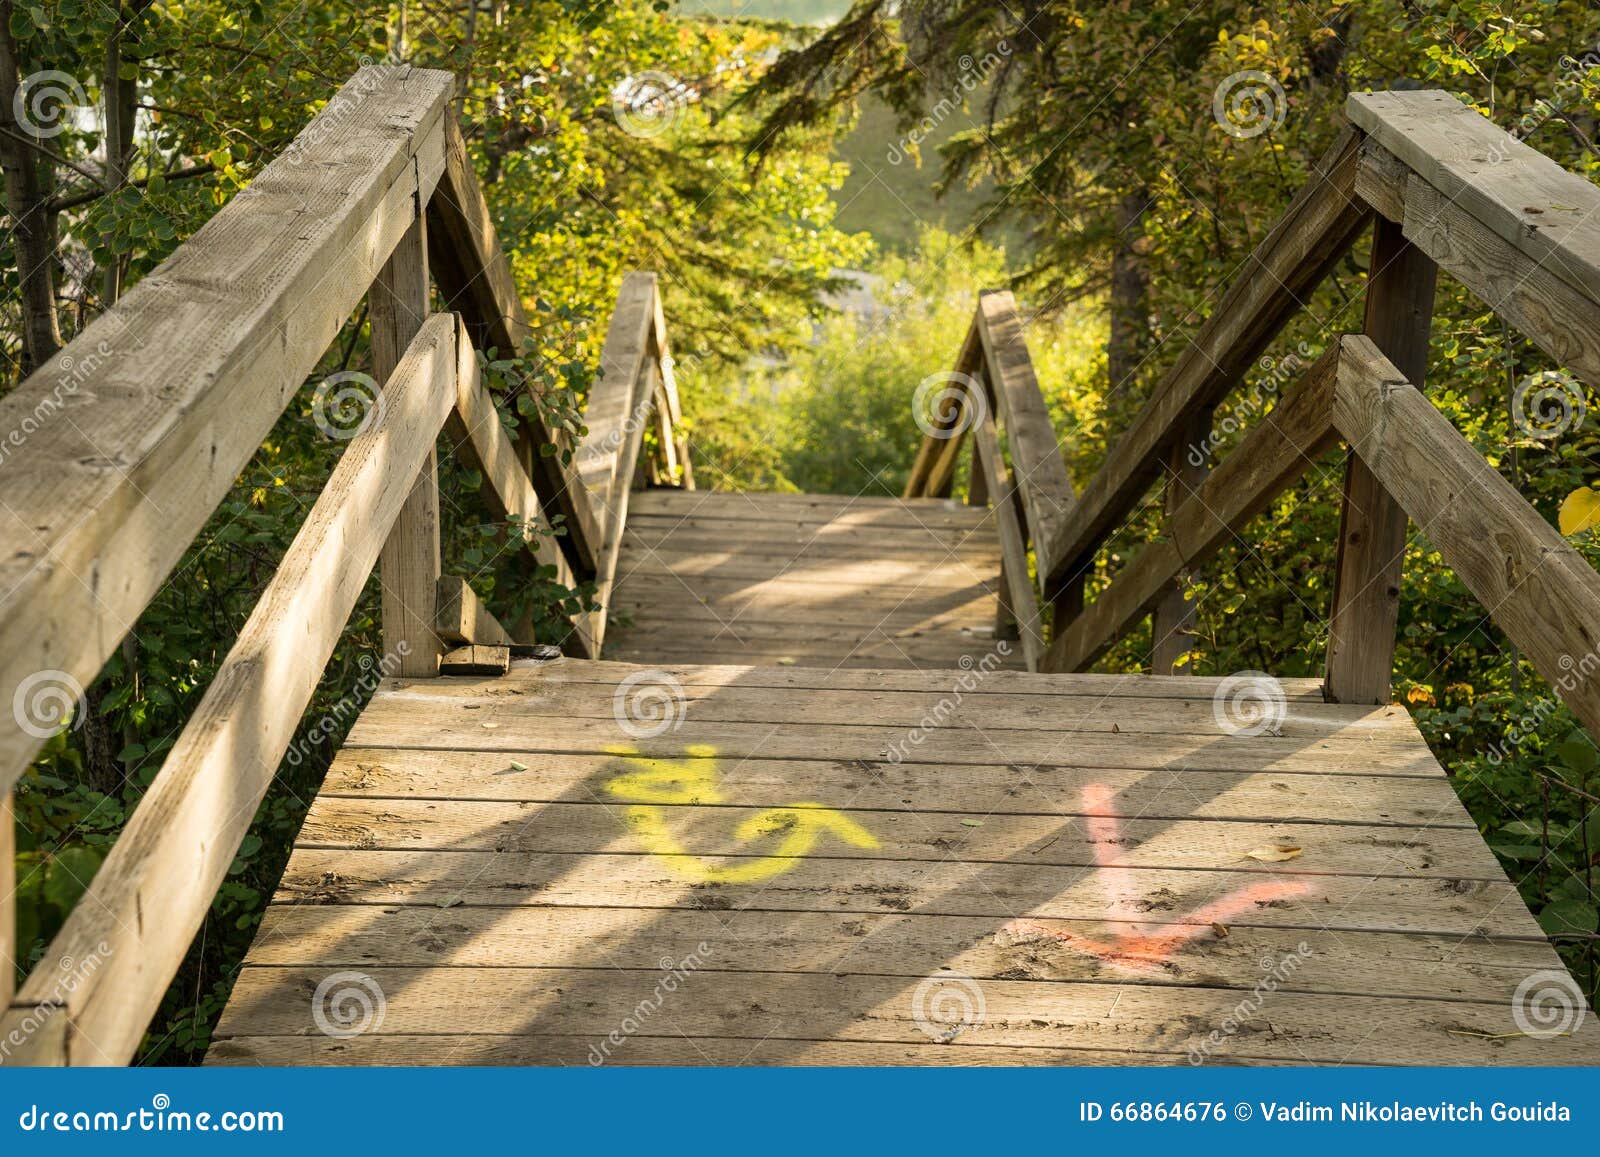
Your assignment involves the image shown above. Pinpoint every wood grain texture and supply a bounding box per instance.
[0,315,463,1066]
[1043,348,1339,673]
[434,576,513,647]
[1333,334,1600,737]
[972,410,1043,668]
[1347,89,1600,306]
[0,793,11,1006]
[607,490,1011,671]
[1325,217,1438,705]
[0,66,453,792]
[1041,129,1368,599]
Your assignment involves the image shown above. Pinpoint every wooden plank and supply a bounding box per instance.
[1041,129,1368,599]
[578,272,656,515]
[240,904,1551,1002]
[0,66,453,794]
[0,314,463,1066]
[275,847,1536,938]
[425,112,600,576]
[207,1035,1309,1067]
[625,503,994,533]
[614,553,999,589]
[322,747,1468,821]
[1325,216,1438,705]
[442,350,595,656]
[636,491,971,516]
[371,216,444,678]
[647,289,692,488]
[903,320,982,498]
[434,576,514,647]
[1043,348,1339,673]
[378,656,1408,738]
[417,658,1334,700]
[1395,167,1600,388]
[1353,135,1408,222]
[1347,89,1600,308]
[974,290,1076,554]
[210,965,1600,1064]
[296,796,1499,879]
[603,645,1022,671]
[439,644,510,676]
[1149,407,1212,674]
[1334,334,1600,738]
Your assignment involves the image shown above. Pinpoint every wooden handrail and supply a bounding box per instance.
[577,270,694,652]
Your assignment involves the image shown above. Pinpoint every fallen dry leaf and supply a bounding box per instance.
[1244,844,1303,863]
[1211,922,1229,939]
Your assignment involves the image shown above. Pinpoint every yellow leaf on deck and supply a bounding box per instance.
[1559,487,1600,536]
[1244,844,1303,862]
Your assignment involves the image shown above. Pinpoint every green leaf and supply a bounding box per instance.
[1538,898,1598,937]
[1558,730,1598,775]
[43,846,103,913]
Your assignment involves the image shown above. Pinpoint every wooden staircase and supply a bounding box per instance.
[3,67,1600,1066]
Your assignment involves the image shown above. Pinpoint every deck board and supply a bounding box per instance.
[210,655,1600,1066]
[604,489,1018,670]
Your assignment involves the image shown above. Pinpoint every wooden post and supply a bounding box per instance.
[370,215,444,677]
[1150,410,1212,674]
[1,792,13,1006]
[1325,217,1437,703]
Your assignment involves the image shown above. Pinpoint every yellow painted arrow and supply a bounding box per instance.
[624,801,879,885]
[602,744,722,804]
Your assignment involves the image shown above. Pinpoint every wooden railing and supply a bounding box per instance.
[903,291,1075,671]
[0,65,687,1064]
[910,89,1600,734]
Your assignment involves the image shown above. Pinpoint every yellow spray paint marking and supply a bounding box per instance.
[605,747,877,884]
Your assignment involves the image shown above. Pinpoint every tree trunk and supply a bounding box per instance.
[0,0,62,374]
[1106,185,1153,421]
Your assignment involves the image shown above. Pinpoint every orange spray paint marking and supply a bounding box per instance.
[1002,783,1312,976]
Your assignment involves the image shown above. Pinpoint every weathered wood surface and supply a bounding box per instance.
[903,321,982,499]
[1325,217,1438,704]
[1149,408,1212,674]
[442,350,594,655]
[1043,348,1338,673]
[434,576,514,647]
[1333,335,1600,739]
[209,656,1600,1066]
[371,215,444,677]
[0,315,464,1066]
[1040,129,1368,600]
[1347,89,1600,308]
[0,65,453,792]
[971,410,1043,668]
[0,793,12,1006]
[606,490,1017,671]
[425,113,600,574]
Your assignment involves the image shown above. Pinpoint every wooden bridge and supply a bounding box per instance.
[3,68,1600,1065]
